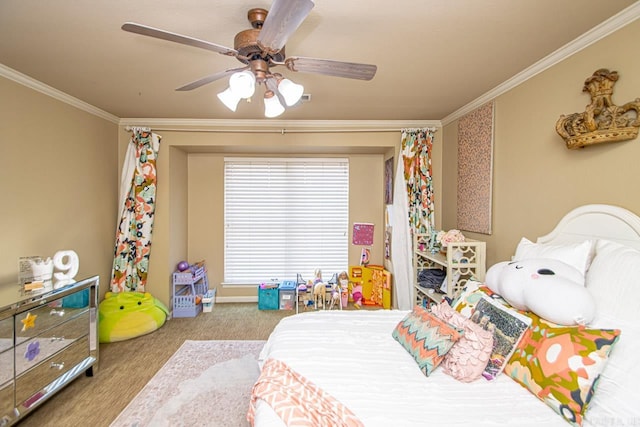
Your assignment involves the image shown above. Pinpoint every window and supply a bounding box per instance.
[224,157,349,284]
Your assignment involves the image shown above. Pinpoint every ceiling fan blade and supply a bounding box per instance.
[122,22,237,56]
[175,67,249,91]
[285,57,377,81]
[258,0,314,53]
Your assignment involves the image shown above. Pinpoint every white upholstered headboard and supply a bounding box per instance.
[536,204,640,251]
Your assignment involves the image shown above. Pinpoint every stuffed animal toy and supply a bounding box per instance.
[485,258,595,325]
[351,283,363,309]
[98,291,169,343]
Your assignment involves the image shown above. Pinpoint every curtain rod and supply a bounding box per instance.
[123,126,438,134]
[124,126,151,132]
[402,127,438,133]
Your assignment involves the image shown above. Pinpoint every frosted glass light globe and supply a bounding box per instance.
[217,87,241,111]
[229,70,256,99]
[278,78,304,106]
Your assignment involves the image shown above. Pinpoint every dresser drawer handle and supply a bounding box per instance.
[50,336,65,342]
[50,309,65,317]
[50,362,65,370]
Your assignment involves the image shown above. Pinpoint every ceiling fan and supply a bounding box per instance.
[122,0,377,117]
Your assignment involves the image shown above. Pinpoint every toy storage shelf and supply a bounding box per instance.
[413,234,486,307]
[172,262,209,318]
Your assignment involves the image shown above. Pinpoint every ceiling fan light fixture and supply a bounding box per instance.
[217,87,242,112]
[264,90,285,118]
[278,77,304,106]
[229,70,256,98]
[122,2,378,118]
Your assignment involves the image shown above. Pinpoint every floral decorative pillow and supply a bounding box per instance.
[392,305,463,376]
[431,301,493,382]
[504,313,621,427]
[452,278,622,425]
[451,281,502,318]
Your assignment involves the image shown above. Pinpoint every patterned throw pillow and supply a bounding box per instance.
[504,313,621,427]
[472,296,532,380]
[392,305,463,376]
[451,281,502,317]
[430,301,494,382]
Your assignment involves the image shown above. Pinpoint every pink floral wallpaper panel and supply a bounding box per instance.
[457,101,494,235]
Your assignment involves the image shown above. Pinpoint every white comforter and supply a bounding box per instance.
[254,310,570,427]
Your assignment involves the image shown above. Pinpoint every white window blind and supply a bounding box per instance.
[224,157,349,284]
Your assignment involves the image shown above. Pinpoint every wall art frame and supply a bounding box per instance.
[457,101,494,235]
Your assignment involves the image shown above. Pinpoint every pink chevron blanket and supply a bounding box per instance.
[247,358,364,427]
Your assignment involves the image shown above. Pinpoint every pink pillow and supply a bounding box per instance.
[431,301,493,382]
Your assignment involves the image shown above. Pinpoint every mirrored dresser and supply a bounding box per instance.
[0,276,99,426]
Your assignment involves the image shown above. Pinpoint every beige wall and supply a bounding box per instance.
[0,77,118,297]
[187,152,385,300]
[441,19,640,267]
[130,130,398,306]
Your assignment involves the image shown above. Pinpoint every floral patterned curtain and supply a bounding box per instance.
[110,129,161,293]
[401,128,435,236]
[389,128,436,310]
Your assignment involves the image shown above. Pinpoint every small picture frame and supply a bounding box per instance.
[352,223,374,246]
[384,157,394,204]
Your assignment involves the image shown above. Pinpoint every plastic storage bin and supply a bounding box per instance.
[202,289,216,312]
[174,294,202,317]
[278,281,297,310]
[258,284,279,310]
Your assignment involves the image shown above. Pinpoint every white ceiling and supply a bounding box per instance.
[0,0,638,122]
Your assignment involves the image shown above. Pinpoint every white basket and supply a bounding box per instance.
[202,289,216,313]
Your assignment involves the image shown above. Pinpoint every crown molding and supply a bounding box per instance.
[0,60,439,131]
[0,63,119,124]
[441,2,640,126]
[118,118,441,133]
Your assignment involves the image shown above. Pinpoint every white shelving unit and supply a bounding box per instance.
[413,233,486,307]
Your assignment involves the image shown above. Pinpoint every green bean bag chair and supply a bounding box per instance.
[99,291,169,343]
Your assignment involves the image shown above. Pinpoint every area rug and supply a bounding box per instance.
[110,340,266,427]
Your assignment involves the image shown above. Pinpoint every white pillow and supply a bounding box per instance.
[513,237,593,277]
[485,259,594,325]
[584,239,640,424]
[586,239,640,325]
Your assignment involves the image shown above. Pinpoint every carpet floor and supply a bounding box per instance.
[111,340,266,427]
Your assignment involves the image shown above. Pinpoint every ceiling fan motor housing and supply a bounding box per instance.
[234,8,285,66]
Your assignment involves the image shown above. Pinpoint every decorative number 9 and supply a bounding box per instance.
[53,250,79,288]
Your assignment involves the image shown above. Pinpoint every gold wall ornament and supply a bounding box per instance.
[556,69,640,149]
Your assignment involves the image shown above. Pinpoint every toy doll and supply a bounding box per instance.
[351,282,363,309]
[337,271,349,308]
[312,269,326,308]
[328,283,341,309]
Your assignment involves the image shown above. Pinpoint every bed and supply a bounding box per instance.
[249,204,640,427]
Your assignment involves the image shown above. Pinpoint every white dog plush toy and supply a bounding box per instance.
[485,258,596,326]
